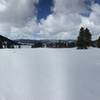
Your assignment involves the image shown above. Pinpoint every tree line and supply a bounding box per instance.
[77,27,100,49]
[0,27,100,49]
[31,40,75,48]
[31,27,100,49]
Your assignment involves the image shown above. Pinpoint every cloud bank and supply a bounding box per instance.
[0,0,99,40]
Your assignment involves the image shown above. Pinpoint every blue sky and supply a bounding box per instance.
[37,0,53,21]
[95,0,100,4]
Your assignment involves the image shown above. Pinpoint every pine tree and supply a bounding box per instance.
[77,27,87,49]
[84,28,91,46]
[77,27,92,49]
[96,36,100,48]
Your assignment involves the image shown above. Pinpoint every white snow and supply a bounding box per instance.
[0,48,100,100]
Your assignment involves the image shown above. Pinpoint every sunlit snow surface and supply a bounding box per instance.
[0,48,100,100]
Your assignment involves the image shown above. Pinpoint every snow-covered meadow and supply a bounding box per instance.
[0,48,100,100]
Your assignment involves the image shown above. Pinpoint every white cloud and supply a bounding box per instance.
[39,13,81,39]
[53,0,86,14]
[0,0,39,39]
[0,0,7,12]
[38,0,100,40]
[37,0,86,39]
[0,0,99,40]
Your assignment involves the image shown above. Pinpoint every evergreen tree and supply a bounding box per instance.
[77,27,92,49]
[96,36,100,48]
[84,28,91,46]
[77,27,87,49]
[0,41,3,48]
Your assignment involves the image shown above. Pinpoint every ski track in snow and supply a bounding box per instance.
[0,48,99,100]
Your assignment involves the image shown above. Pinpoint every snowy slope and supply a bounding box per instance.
[0,48,100,100]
